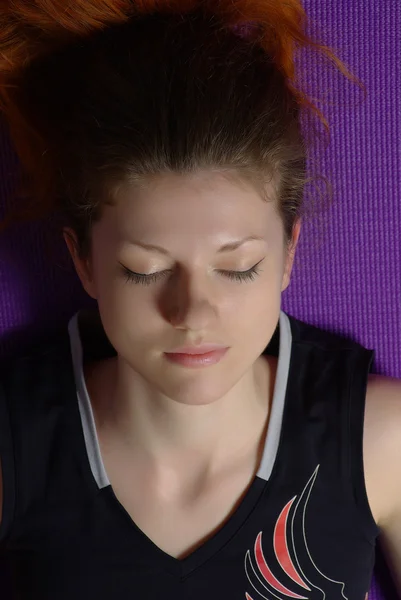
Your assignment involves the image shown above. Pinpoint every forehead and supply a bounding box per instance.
[106,171,280,239]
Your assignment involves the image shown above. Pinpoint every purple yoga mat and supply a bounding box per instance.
[0,1,400,598]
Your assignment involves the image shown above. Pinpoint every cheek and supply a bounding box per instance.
[101,289,160,334]
[233,286,281,334]
[89,266,158,347]
[98,303,160,367]
[230,265,283,335]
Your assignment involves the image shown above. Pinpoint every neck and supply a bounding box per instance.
[88,354,275,474]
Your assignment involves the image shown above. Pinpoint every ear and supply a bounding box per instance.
[63,228,97,300]
[281,218,302,292]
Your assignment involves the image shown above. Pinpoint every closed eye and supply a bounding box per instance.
[119,259,264,286]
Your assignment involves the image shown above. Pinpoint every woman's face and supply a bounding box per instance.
[64,171,301,405]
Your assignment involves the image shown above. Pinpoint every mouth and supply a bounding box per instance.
[164,347,229,368]
[166,344,228,355]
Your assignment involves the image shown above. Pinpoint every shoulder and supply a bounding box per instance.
[365,373,401,437]
[364,373,401,525]
[364,374,401,591]
[0,332,73,442]
[0,331,71,391]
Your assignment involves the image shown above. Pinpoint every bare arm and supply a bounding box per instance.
[365,375,401,595]
[380,516,401,596]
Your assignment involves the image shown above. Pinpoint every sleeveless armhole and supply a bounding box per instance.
[345,346,380,544]
[0,376,16,546]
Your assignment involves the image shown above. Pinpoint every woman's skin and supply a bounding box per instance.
[63,170,401,585]
[64,171,299,471]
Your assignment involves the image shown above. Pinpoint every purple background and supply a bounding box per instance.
[0,1,400,597]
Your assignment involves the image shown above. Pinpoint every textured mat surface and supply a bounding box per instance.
[0,0,400,597]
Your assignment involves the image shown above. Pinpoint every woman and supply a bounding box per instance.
[0,1,400,598]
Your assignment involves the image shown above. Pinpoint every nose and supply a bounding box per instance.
[160,268,218,331]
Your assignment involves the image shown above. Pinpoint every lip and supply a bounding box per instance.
[164,347,229,368]
[166,344,228,355]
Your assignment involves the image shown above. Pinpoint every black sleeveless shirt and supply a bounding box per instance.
[0,309,380,599]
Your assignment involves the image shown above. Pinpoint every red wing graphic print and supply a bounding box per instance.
[244,466,351,600]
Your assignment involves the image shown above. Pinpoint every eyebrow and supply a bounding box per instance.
[125,235,266,255]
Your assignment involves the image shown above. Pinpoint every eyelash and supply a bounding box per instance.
[120,260,264,287]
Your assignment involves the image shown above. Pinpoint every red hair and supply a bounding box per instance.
[0,0,362,232]
[0,0,359,104]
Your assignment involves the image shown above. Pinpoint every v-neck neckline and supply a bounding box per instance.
[67,310,293,577]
